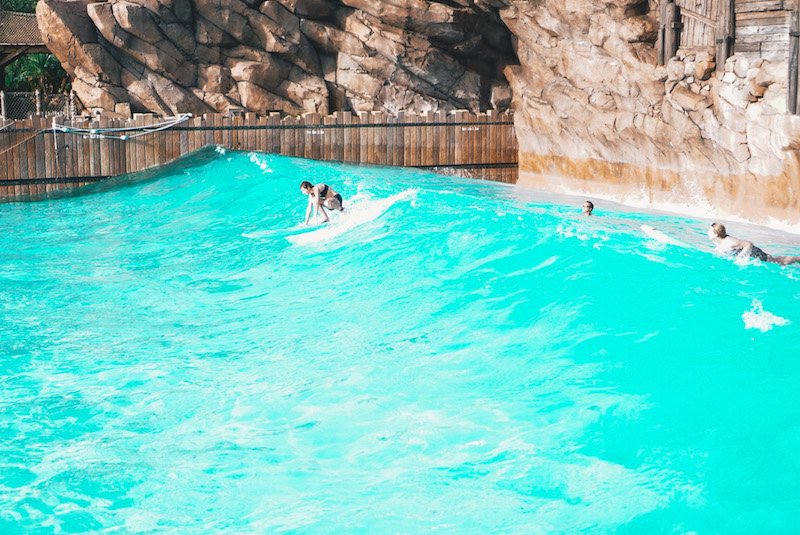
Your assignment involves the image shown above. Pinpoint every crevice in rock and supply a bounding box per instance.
[40,0,520,116]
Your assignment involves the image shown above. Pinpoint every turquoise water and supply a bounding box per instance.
[2,150,800,533]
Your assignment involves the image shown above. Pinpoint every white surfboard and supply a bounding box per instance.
[640,224,687,247]
[288,189,416,246]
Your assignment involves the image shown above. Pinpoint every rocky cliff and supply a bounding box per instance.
[502,1,800,227]
[36,0,800,226]
[36,0,516,117]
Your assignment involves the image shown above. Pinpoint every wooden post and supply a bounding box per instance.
[716,0,735,71]
[0,91,6,119]
[790,10,800,114]
[35,90,42,116]
[69,91,77,118]
[658,0,668,65]
[664,1,681,62]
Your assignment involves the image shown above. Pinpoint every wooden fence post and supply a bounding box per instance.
[664,1,682,62]
[716,0,735,71]
[658,0,667,65]
[0,91,5,119]
[789,10,800,114]
[35,90,42,116]
[69,91,78,119]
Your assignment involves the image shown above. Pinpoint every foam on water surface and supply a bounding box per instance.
[1,151,800,533]
[742,300,790,332]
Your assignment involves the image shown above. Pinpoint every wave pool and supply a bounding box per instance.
[2,150,800,532]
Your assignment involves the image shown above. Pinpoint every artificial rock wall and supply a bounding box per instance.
[37,0,800,226]
[502,1,800,226]
[36,0,516,117]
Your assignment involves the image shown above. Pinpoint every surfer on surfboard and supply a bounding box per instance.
[300,181,344,225]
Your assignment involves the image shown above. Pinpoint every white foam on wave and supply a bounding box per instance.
[288,189,417,246]
[248,152,273,173]
[214,145,226,155]
[742,300,790,332]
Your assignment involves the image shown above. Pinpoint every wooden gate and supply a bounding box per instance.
[676,0,720,50]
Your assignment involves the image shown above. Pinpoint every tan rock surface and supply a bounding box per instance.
[37,0,515,117]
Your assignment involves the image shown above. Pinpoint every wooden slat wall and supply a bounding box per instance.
[736,4,792,61]
[677,0,719,49]
[0,111,518,198]
[674,0,792,60]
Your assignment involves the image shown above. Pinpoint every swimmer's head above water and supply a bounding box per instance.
[300,181,313,195]
[708,222,727,241]
[582,200,594,216]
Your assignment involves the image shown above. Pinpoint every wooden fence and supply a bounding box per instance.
[0,110,517,200]
[658,0,794,66]
[736,1,794,61]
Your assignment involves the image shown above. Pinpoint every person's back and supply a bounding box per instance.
[707,222,799,265]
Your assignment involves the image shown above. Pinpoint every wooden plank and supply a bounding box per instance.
[211,113,219,151]
[350,112,360,163]
[70,118,81,177]
[0,121,11,181]
[266,112,277,154]
[341,111,352,163]
[364,111,373,164]
[258,114,267,153]
[146,115,157,170]
[99,117,109,176]
[331,111,342,162]
[323,113,332,162]
[168,117,177,163]
[385,112,395,167]
[736,11,791,25]
[736,1,786,14]
[395,113,404,167]
[244,112,254,151]
[280,115,288,156]
[43,120,55,188]
[12,123,22,197]
[357,112,368,165]
[281,116,298,156]
[26,118,37,191]
[371,111,382,165]
[180,119,188,157]
[131,116,141,172]
[413,111,422,166]
[63,119,74,178]
[117,120,127,175]
[402,112,412,167]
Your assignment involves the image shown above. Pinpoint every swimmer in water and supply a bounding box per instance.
[707,222,800,265]
[300,181,344,225]
[582,200,594,216]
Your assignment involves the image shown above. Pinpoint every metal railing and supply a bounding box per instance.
[0,91,81,120]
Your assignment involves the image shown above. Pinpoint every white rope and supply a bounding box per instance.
[53,113,192,141]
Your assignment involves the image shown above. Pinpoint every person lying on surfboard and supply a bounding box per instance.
[300,181,344,225]
[707,222,800,266]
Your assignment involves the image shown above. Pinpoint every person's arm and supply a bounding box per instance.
[737,240,755,259]
[304,197,313,225]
